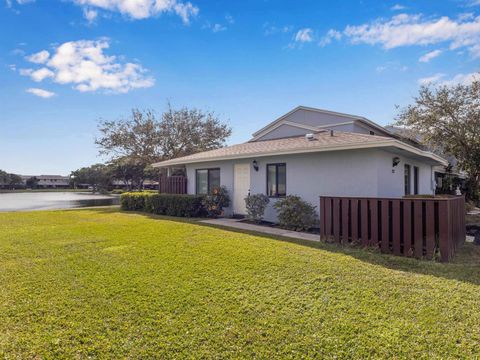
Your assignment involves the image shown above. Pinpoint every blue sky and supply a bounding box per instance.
[0,0,479,175]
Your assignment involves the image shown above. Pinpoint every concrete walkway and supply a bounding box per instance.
[200,218,320,242]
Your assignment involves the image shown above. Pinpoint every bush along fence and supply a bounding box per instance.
[319,195,466,262]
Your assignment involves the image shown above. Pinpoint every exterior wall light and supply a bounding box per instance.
[392,157,401,167]
[253,160,259,172]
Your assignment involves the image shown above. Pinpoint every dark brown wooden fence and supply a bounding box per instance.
[319,196,465,262]
[159,176,187,194]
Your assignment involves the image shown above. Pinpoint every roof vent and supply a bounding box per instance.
[305,133,315,141]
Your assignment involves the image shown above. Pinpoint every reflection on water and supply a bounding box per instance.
[0,192,120,212]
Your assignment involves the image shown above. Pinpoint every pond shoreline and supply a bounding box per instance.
[0,192,120,212]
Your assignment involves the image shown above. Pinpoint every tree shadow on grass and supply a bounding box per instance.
[88,208,480,286]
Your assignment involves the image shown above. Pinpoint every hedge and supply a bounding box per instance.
[120,192,150,211]
[121,192,206,217]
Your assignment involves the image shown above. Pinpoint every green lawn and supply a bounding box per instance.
[1,209,479,358]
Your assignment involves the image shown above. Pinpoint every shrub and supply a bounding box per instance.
[273,195,317,231]
[244,193,270,223]
[146,194,205,217]
[120,192,205,217]
[202,186,230,218]
[120,192,152,211]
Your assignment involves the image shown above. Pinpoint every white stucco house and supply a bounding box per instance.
[152,106,448,222]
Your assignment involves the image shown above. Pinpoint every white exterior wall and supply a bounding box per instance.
[375,150,434,197]
[185,148,435,222]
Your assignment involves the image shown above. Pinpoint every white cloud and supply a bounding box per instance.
[26,88,55,98]
[21,39,154,94]
[72,0,199,23]
[417,72,478,87]
[419,49,442,62]
[203,21,227,33]
[416,72,479,87]
[441,72,479,86]
[83,8,98,22]
[418,73,445,85]
[295,28,314,43]
[391,4,406,11]
[318,29,341,47]
[9,0,35,4]
[26,50,49,64]
[263,23,292,36]
[376,62,408,73]
[173,2,198,24]
[468,43,480,57]
[344,14,480,49]
[10,48,26,56]
[211,23,226,32]
[30,67,55,81]
[19,68,32,76]
[321,13,480,58]
[225,14,234,24]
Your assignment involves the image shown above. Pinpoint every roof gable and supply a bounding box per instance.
[251,106,392,142]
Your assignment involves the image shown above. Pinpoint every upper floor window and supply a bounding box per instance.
[196,168,220,195]
[267,163,286,197]
[369,131,375,135]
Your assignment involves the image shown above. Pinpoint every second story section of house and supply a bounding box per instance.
[249,106,394,142]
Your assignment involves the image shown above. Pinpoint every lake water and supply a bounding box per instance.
[0,192,120,212]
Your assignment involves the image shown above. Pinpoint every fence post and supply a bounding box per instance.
[413,200,423,259]
[392,200,401,256]
[425,201,435,259]
[320,197,325,239]
[333,198,340,242]
[403,199,412,256]
[361,199,369,246]
[380,200,389,253]
[341,198,349,243]
[438,200,451,262]
[351,199,359,243]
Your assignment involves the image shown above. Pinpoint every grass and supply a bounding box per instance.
[0,209,479,358]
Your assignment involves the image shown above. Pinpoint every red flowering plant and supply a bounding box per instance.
[202,186,230,218]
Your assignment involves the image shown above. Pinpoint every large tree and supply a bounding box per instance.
[71,164,112,192]
[109,157,158,191]
[159,104,232,159]
[95,104,231,166]
[396,75,480,199]
[0,170,9,186]
[0,170,23,189]
[8,174,23,188]
[26,177,39,189]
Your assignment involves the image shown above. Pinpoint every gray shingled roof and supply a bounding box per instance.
[152,130,447,167]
